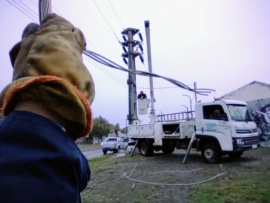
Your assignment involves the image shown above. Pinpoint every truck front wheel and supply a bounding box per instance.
[139,142,153,157]
[201,143,221,164]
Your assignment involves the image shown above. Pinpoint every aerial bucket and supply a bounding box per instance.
[138,98,150,115]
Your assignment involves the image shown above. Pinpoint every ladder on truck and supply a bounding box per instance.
[156,111,195,122]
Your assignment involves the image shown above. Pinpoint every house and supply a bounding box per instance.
[219,81,270,102]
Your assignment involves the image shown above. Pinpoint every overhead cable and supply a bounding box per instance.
[92,0,121,44]
[108,0,124,30]
[7,0,38,22]
[84,50,215,95]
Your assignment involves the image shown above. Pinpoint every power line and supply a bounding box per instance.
[18,0,39,20]
[29,0,37,6]
[153,81,171,112]
[83,50,215,94]
[136,61,150,88]
[92,0,121,44]
[135,38,169,111]
[7,0,38,22]
[83,56,126,87]
[108,0,124,30]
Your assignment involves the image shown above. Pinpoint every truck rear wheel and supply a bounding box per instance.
[139,142,153,157]
[103,150,107,155]
[201,143,221,164]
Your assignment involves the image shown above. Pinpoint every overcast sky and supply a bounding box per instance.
[0,0,269,128]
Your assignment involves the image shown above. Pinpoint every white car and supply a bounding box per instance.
[101,137,127,154]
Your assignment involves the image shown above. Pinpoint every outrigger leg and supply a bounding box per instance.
[130,140,139,157]
[182,132,196,164]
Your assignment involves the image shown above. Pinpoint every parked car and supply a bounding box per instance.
[101,137,127,154]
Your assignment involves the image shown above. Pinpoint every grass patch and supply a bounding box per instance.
[83,155,153,203]
[81,148,270,203]
[189,164,270,203]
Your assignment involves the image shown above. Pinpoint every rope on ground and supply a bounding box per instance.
[123,163,228,186]
[38,0,52,23]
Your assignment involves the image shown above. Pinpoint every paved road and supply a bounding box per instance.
[82,148,126,160]
[82,148,104,160]
[82,140,270,160]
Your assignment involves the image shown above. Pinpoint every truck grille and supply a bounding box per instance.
[244,137,260,145]
[236,128,257,134]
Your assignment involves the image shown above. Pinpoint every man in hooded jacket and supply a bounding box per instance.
[0,13,94,203]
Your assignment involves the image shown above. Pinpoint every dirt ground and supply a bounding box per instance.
[82,144,270,203]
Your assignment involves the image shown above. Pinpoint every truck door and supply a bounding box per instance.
[200,104,233,151]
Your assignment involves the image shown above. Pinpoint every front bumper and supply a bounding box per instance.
[233,136,260,151]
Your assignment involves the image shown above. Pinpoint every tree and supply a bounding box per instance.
[121,126,128,134]
[89,116,113,139]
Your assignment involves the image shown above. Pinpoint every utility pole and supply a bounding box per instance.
[144,20,156,123]
[121,28,141,125]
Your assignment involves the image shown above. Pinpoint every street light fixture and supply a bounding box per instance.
[182,94,192,112]
[181,105,190,120]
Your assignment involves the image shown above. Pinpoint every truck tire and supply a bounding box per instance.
[201,143,221,164]
[139,142,153,157]
[162,146,175,154]
[103,150,107,155]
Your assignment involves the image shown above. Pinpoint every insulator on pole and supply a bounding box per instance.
[138,33,143,42]
[139,55,144,64]
[139,44,143,53]
[122,35,127,41]
[123,58,128,65]
[122,47,127,53]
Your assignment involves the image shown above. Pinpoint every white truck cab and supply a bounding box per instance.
[194,100,259,163]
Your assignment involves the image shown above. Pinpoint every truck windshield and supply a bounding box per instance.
[227,104,253,122]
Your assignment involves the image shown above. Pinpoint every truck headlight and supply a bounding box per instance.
[236,139,244,144]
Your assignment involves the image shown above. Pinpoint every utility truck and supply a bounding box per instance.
[128,99,260,164]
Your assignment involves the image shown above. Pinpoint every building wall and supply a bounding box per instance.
[221,82,270,102]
